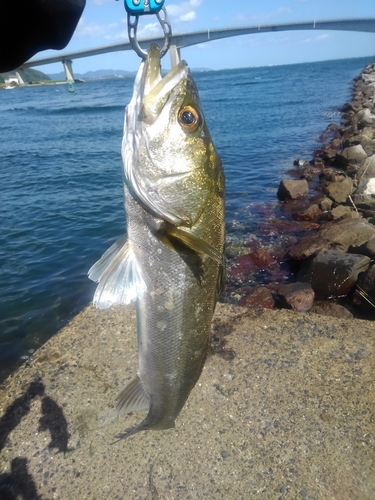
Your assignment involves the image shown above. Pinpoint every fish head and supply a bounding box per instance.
[122,44,222,227]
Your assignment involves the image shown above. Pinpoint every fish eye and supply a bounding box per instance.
[178,106,201,132]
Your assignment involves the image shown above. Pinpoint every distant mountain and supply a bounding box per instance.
[47,69,136,80]
[190,67,212,72]
[47,67,212,81]
[0,68,51,84]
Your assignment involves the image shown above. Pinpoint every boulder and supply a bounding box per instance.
[294,204,322,222]
[277,282,314,312]
[300,167,322,181]
[355,155,375,193]
[330,205,359,220]
[293,158,309,167]
[351,194,375,211]
[277,179,309,200]
[289,218,375,260]
[352,263,375,315]
[335,144,367,168]
[324,176,353,203]
[349,234,375,259]
[320,168,345,183]
[297,249,371,299]
[310,302,353,319]
[340,102,360,113]
[319,197,333,212]
[356,108,375,128]
[231,247,278,280]
[238,286,275,309]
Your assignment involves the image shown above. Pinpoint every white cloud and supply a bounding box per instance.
[137,22,164,38]
[168,0,203,23]
[107,21,163,42]
[180,11,196,22]
[76,18,107,37]
[76,17,120,39]
[234,6,292,24]
[91,0,112,5]
[302,33,330,43]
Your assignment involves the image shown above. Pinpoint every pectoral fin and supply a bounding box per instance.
[166,225,222,265]
[88,237,145,309]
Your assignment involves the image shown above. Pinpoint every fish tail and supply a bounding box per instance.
[111,422,148,443]
[111,416,176,443]
[111,374,151,443]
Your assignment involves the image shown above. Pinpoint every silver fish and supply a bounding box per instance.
[88,44,225,439]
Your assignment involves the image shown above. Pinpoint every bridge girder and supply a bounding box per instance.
[19,18,375,75]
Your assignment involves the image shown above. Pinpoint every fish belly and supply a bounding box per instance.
[125,187,217,431]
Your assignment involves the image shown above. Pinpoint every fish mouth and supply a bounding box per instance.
[141,44,189,118]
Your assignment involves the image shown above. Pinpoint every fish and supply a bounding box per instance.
[88,44,225,440]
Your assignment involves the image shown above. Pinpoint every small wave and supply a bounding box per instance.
[4,106,36,112]
[47,104,124,115]
[323,110,340,119]
[233,81,260,86]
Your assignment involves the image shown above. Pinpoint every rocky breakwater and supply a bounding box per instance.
[277,61,375,319]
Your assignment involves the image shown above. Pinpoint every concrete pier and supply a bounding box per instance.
[63,59,74,82]
[0,303,374,499]
[170,44,181,67]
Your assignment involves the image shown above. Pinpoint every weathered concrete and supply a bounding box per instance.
[0,303,374,499]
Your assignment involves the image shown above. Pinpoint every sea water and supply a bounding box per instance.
[0,56,373,382]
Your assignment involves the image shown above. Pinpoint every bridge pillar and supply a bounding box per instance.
[15,69,27,85]
[63,59,75,82]
[169,45,181,67]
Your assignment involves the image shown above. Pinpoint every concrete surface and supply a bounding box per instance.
[0,303,374,499]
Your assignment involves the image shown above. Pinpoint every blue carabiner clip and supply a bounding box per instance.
[124,0,165,16]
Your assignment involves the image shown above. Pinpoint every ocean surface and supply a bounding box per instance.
[0,56,373,382]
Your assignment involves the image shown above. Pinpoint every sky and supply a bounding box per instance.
[36,0,375,75]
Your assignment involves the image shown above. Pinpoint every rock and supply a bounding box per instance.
[294,204,322,221]
[353,263,375,314]
[359,127,374,141]
[335,144,367,168]
[363,100,374,109]
[363,178,375,194]
[324,176,353,203]
[340,102,360,113]
[277,282,315,312]
[293,158,309,167]
[320,168,346,183]
[319,197,333,212]
[330,205,359,220]
[300,167,322,181]
[351,194,375,211]
[327,123,341,132]
[355,155,375,193]
[356,108,375,128]
[310,302,353,319]
[349,234,375,259]
[313,158,325,169]
[289,218,375,260]
[277,179,309,200]
[297,249,371,299]
[238,286,275,309]
[230,246,279,282]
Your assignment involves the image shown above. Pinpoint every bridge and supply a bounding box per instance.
[16,18,375,84]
